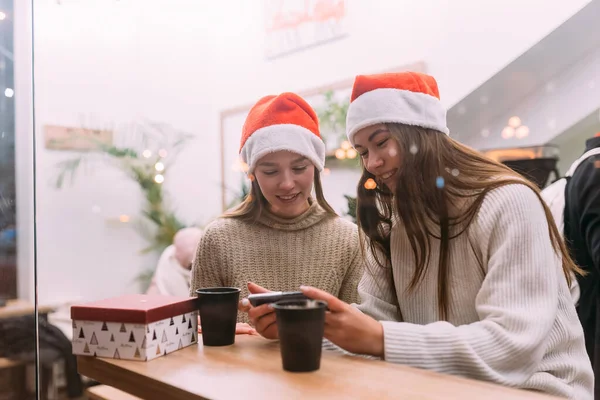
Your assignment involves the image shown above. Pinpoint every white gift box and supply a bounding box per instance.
[70,294,198,361]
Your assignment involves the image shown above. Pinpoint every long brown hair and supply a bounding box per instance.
[356,123,583,320]
[224,167,337,222]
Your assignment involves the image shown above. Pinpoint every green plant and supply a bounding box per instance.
[316,90,349,146]
[316,90,358,222]
[344,194,357,223]
[54,121,193,290]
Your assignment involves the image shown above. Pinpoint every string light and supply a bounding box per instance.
[154,162,165,172]
[119,215,130,223]
[508,116,521,128]
[158,149,168,158]
[364,178,377,190]
[154,174,164,183]
[501,127,515,139]
[4,88,14,98]
[515,125,529,139]
[334,143,357,160]
[0,12,6,20]
[346,148,357,159]
[503,117,529,140]
[142,149,152,158]
[334,149,346,160]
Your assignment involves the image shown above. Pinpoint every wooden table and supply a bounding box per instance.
[77,335,561,400]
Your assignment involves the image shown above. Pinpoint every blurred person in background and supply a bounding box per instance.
[564,132,600,397]
[146,227,203,296]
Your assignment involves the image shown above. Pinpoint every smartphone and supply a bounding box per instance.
[247,291,308,307]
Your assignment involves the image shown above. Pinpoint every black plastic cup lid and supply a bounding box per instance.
[195,287,241,295]
[273,299,328,310]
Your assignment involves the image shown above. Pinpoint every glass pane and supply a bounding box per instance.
[28,1,600,399]
[1,1,39,399]
[0,0,16,300]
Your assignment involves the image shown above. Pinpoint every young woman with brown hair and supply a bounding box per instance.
[301,72,593,399]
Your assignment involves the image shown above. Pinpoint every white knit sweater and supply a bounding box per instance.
[355,184,594,399]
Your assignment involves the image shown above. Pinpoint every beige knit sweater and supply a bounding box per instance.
[190,202,362,323]
[354,184,594,399]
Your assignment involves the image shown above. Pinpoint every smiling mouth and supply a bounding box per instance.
[380,169,398,181]
[276,193,300,202]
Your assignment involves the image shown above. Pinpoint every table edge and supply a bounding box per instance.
[78,356,208,400]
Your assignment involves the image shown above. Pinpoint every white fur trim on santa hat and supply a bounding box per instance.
[346,88,449,143]
[240,124,326,172]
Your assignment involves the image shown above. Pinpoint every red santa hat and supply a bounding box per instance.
[240,92,325,172]
[346,71,449,144]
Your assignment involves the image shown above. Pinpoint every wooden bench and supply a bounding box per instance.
[0,358,27,400]
[86,384,142,400]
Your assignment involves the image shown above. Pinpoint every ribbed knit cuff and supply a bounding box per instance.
[381,320,424,364]
[322,338,381,360]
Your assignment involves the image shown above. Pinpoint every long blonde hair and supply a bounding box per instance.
[224,167,337,222]
[356,123,584,320]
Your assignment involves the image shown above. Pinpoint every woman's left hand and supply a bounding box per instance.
[197,316,258,336]
[300,285,385,358]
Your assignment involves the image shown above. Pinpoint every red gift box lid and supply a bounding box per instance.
[70,294,198,324]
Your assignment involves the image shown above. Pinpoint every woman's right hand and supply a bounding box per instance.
[238,282,279,339]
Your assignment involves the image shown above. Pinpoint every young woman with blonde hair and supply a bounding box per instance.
[190,92,362,338]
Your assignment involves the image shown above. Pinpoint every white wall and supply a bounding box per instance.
[32,0,232,304]
[25,0,591,304]
[212,0,592,109]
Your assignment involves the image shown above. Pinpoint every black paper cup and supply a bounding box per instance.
[195,287,240,346]
[273,299,328,372]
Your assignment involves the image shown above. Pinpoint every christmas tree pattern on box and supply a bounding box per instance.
[72,310,198,361]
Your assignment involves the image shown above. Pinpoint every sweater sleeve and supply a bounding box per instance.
[189,224,225,296]
[378,184,563,387]
[354,247,402,322]
[338,244,363,304]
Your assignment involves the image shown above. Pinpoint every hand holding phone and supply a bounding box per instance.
[247,291,308,307]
